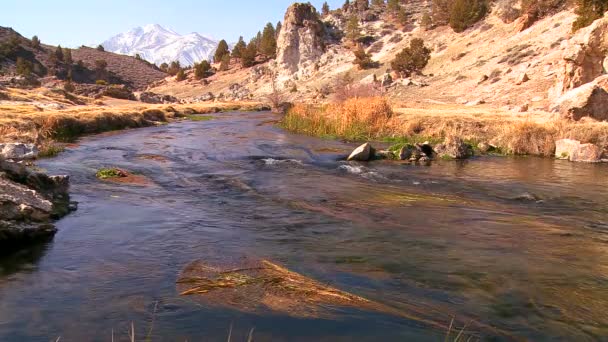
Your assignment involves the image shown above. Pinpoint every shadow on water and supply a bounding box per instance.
[0,242,51,277]
[0,111,607,341]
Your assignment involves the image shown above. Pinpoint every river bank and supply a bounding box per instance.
[0,91,268,155]
[280,97,608,161]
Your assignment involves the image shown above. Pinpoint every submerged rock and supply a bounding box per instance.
[0,159,72,254]
[347,143,375,161]
[555,139,603,163]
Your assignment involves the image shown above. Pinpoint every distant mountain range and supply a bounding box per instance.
[101,24,218,66]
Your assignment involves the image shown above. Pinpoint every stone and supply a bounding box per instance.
[477,75,489,84]
[434,136,473,159]
[347,143,375,161]
[552,75,608,121]
[555,139,603,163]
[398,145,413,160]
[0,143,39,160]
[515,103,529,112]
[515,73,529,85]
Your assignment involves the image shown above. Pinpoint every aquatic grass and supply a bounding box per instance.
[187,115,215,121]
[38,143,65,158]
[96,168,128,179]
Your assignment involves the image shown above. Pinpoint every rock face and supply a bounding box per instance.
[553,14,608,96]
[275,3,326,81]
[0,159,73,254]
[555,139,604,162]
[347,143,374,161]
[553,75,608,120]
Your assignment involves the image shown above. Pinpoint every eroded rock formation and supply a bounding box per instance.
[275,3,326,82]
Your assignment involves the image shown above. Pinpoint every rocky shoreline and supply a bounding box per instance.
[0,159,74,255]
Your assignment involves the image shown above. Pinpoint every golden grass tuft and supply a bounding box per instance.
[281,97,393,140]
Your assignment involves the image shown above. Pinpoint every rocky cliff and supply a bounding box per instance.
[275,3,327,82]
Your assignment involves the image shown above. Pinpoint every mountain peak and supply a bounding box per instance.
[101,25,218,66]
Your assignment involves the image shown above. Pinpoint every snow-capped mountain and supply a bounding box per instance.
[101,24,218,66]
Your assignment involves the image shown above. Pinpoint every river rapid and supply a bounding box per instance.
[1,111,607,341]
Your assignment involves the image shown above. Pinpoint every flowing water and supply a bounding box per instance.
[1,111,608,341]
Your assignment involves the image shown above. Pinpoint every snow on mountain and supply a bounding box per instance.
[101,24,218,66]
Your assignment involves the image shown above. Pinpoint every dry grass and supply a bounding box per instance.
[281,97,393,140]
[0,92,268,144]
[282,100,608,156]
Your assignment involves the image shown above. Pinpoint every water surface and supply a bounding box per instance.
[1,111,607,341]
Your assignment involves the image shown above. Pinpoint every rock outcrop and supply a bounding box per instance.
[0,159,73,254]
[552,75,608,120]
[0,143,39,160]
[552,14,608,97]
[138,91,178,104]
[555,139,604,162]
[275,3,326,81]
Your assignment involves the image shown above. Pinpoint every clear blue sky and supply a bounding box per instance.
[0,0,344,47]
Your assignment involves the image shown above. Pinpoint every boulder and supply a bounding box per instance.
[552,75,608,121]
[555,139,603,162]
[0,143,39,160]
[381,73,393,87]
[0,160,73,254]
[434,136,473,159]
[275,3,326,80]
[398,145,413,160]
[347,143,375,161]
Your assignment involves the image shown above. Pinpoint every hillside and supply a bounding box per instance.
[0,26,166,89]
[149,0,608,118]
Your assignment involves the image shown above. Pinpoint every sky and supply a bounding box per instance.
[0,0,344,47]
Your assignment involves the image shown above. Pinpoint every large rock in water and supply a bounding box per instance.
[553,75,608,121]
[0,159,73,254]
[555,139,603,162]
[434,136,473,159]
[347,143,375,161]
[552,13,608,97]
[275,3,326,81]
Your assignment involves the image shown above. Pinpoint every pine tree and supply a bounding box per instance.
[96,44,105,52]
[353,45,374,69]
[31,35,40,49]
[322,2,330,16]
[168,61,181,76]
[55,45,64,62]
[260,23,277,58]
[159,62,169,73]
[176,68,186,81]
[346,15,361,43]
[387,0,400,14]
[242,40,258,67]
[16,57,32,76]
[255,31,262,51]
[343,0,350,12]
[214,40,230,63]
[391,38,431,77]
[231,36,247,58]
[63,47,73,65]
[449,0,488,33]
[220,54,231,71]
[194,60,211,79]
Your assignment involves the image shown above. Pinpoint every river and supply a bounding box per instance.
[1,111,607,341]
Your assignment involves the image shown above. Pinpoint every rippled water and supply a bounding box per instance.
[1,111,608,341]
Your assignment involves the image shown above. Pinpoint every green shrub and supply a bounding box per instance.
[448,0,488,32]
[573,0,608,31]
[390,38,431,77]
[353,46,375,69]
